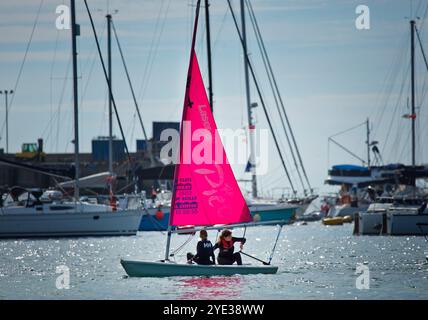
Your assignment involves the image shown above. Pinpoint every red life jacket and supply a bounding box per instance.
[221,239,234,249]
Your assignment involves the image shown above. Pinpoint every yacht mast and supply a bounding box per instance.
[366,118,370,168]
[70,0,80,200]
[107,13,114,174]
[240,0,258,199]
[205,0,214,112]
[410,19,416,168]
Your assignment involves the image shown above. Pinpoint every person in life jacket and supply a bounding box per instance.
[213,229,246,265]
[187,230,215,265]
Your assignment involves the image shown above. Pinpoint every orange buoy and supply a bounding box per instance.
[155,210,164,220]
[110,196,117,211]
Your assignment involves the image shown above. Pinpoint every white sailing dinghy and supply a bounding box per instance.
[120,0,279,277]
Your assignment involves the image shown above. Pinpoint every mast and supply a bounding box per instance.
[366,118,370,168]
[241,0,258,199]
[107,13,114,174]
[165,0,202,261]
[410,19,416,168]
[70,0,80,201]
[205,0,214,112]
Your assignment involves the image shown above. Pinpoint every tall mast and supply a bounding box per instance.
[165,0,202,261]
[410,19,416,167]
[107,13,114,174]
[70,0,80,200]
[205,0,214,112]
[241,0,257,199]
[366,118,370,168]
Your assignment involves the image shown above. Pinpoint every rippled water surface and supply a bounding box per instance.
[1,222,427,299]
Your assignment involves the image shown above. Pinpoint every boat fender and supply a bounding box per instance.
[155,209,164,220]
[253,213,261,222]
[110,197,117,211]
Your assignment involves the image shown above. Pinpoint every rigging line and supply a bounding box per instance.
[329,121,366,139]
[263,174,287,191]
[41,55,72,140]
[245,45,297,182]
[268,174,292,192]
[137,0,165,99]
[268,224,283,264]
[129,115,137,147]
[398,129,411,163]
[372,31,408,138]
[211,7,229,58]
[246,52,294,173]
[76,22,107,150]
[49,28,61,152]
[247,52,297,188]
[111,19,150,144]
[393,112,409,162]
[64,93,75,153]
[415,27,428,74]
[41,55,72,152]
[379,58,409,155]
[170,233,195,256]
[415,0,422,17]
[98,85,109,136]
[55,58,71,153]
[382,63,409,157]
[0,0,45,138]
[246,0,306,194]
[419,1,428,31]
[227,0,296,195]
[138,0,172,103]
[328,138,367,164]
[84,0,131,161]
[246,0,311,194]
[81,22,107,107]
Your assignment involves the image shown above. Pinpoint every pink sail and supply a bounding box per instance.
[170,50,252,227]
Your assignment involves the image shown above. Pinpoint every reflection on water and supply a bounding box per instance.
[0,222,428,299]
[176,276,243,300]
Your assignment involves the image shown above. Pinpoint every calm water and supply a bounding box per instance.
[0,222,427,300]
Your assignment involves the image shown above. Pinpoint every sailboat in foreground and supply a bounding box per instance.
[120,0,279,277]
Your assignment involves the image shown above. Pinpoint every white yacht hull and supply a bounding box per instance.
[0,210,143,238]
[356,212,385,235]
[387,213,428,236]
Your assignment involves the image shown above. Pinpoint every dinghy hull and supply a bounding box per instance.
[120,259,278,277]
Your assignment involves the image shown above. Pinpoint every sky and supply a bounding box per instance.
[0,0,428,197]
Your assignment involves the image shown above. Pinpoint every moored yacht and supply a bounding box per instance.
[0,187,142,238]
[354,187,428,236]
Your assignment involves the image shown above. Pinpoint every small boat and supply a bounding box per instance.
[139,207,170,231]
[386,201,428,235]
[120,259,277,278]
[342,215,353,223]
[121,1,280,278]
[248,201,297,224]
[138,189,172,231]
[322,217,344,226]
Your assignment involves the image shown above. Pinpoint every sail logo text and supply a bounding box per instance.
[160,121,269,175]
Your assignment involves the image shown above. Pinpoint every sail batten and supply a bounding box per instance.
[169,50,252,227]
